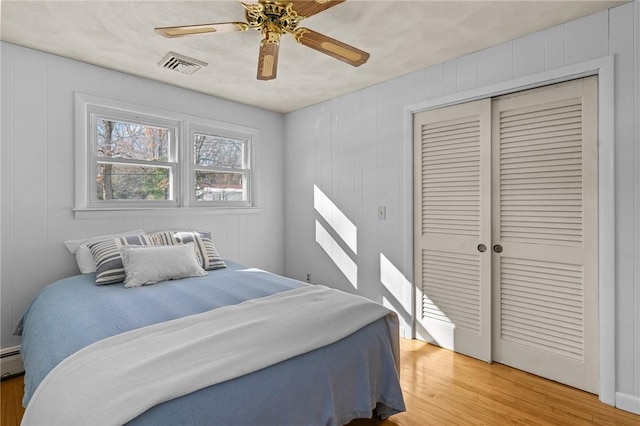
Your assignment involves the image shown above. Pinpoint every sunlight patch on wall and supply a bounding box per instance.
[313,185,357,255]
[315,220,358,288]
[379,253,411,315]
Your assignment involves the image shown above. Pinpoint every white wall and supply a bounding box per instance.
[284,2,639,412]
[0,43,285,349]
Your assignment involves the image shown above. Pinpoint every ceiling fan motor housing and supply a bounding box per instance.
[244,1,304,44]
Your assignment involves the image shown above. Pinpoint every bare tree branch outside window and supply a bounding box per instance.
[96,119,171,201]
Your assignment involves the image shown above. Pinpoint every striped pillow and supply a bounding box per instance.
[148,230,226,271]
[148,230,211,244]
[88,235,154,285]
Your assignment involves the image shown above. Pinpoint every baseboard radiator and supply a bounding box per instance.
[1,346,24,379]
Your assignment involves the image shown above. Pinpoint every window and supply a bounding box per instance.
[75,93,256,213]
[92,114,178,206]
[192,128,251,206]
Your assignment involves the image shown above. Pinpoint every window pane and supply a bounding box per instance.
[97,119,170,162]
[97,163,171,201]
[194,134,244,168]
[195,171,245,201]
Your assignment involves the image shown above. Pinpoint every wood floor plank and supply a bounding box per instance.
[1,374,25,426]
[2,339,639,425]
[371,339,640,426]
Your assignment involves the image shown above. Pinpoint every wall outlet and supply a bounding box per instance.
[306,273,311,282]
[378,206,386,220]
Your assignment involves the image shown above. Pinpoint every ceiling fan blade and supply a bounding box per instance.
[289,0,346,18]
[294,28,369,67]
[257,40,280,80]
[154,22,248,38]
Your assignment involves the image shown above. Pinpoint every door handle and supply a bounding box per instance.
[477,244,487,253]
[493,244,503,253]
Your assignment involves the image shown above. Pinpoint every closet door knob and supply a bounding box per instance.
[493,244,503,253]
[477,244,487,253]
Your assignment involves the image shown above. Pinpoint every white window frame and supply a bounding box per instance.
[74,93,257,215]
[88,106,180,208]
[188,123,252,208]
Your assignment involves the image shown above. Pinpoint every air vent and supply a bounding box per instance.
[158,52,207,75]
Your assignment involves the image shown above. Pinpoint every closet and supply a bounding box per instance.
[413,77,599,393]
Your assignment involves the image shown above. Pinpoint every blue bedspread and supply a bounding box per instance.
[19,261,405,425]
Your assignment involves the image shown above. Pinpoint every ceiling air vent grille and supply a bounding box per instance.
[158,52,207,75]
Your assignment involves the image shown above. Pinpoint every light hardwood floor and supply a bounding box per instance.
[2,339,639,425]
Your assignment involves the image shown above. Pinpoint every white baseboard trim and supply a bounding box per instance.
[616,392,640,415]
[0,346,24,378]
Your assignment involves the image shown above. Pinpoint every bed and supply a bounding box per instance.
[17,239,405,426]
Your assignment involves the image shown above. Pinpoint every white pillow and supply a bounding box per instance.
[120,243,207,288]
[64,229,146,274]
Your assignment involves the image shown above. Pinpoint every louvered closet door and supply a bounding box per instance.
[491,77,599,393]
[413,99,492,362]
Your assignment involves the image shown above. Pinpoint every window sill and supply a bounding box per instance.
[74,206,261,219]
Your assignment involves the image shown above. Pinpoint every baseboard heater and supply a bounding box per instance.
[1,346,24,379]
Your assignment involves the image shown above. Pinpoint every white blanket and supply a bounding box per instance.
[22,285,399,426]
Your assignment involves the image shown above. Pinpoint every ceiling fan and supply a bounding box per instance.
[154,0,369,81]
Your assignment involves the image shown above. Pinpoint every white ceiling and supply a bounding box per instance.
[0,0,624,113]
